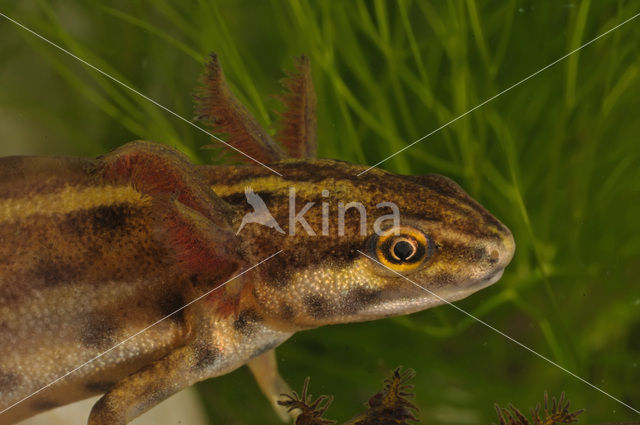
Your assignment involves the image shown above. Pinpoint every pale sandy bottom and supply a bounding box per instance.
[16,387,207,425]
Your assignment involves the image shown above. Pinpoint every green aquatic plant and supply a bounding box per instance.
[1,1,639,424]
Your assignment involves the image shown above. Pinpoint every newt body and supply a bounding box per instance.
[0,55,514,424]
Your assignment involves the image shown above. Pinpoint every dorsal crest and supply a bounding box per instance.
[194,53,317,164]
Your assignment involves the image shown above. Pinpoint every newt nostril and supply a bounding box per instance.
[489,249,500,263]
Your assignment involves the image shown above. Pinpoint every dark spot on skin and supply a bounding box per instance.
[85,381,116,394]
[429,273,456,289]
[60,203,138,240]
[280,304,295,320]
[157,291,186,324]
[33,258,77,287]
[233,308,263,336]
[30,399,60,411]
[304,295,330,319]
[442,244,492,266]
[221,192,246,206]
[81,314,117,350]
[262,260,289,288]
[193,342,220,370]
[91,205,130,233]
[341,288,382,314]
[61,213,87,238]
[0,371,19,391]
[473,247,487,262]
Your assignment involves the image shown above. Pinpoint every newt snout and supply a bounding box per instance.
[466,229,515,294]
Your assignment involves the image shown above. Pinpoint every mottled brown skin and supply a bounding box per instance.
[0,54,514,424]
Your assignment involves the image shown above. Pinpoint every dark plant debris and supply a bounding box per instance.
[278,376,336,425]
[280,367,639,425]
[493,392,584,425]
[279,367,419,425]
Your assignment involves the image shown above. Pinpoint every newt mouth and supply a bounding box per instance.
[354,267,508,320]
[476,268,505,288]
[480,268,504,284]
[447,268,505,301]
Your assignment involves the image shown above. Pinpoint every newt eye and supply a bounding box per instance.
[373,226,432,273]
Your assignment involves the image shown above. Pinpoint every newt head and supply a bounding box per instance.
[203,160,515,329]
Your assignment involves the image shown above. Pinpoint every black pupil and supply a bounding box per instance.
[393,240,415,261]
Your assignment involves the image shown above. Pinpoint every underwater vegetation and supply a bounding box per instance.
[279,368,421,425]
[1,1,639,424]
[281,368,640,425]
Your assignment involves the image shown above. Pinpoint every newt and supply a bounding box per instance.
[0,54,514,424]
